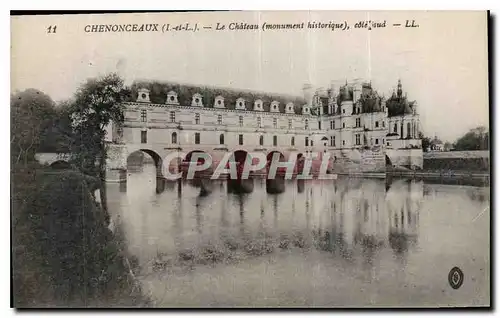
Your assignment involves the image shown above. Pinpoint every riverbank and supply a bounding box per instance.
[12,163,151,307]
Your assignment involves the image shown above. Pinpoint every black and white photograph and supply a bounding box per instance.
[10,10,490,308]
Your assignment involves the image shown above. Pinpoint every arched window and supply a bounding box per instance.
[171,132,177,144]
[291,136,295,146]
[219,134,224,145]
[259,135,264,146]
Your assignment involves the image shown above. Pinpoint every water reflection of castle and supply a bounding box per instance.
[113,168,424,262]
[248,177,422,257]
[219,177,424,258]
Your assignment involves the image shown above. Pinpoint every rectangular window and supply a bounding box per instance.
[342,108,345,114]
[356,134,360,145]
[140,110,147,122]
[273,118,277,128]
[169,111,175,123]
[141,130,147,143]
[333,136,336,147]
[330,120,333,129]
[305,137,309,147]
[356,118,361,128]
[288,119,292,129]
[217,114,222,125]
[318,121,321,130]
[239,116,243,127]
[273,135,277,146]
[195,113,200,125]
[394,124,397,133]
[195,132,200,144]
[382,121,385,128]
[239,134,244,145]
[257,117,262,128]
[342,122,345,128]
[305,119,309,130]
[330,136,334,147]
[375,121,379,128]
[342,140,346,146]
[375,138,379,145]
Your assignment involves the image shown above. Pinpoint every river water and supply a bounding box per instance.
[106,164,490,307]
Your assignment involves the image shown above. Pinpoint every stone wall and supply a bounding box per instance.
[386,149,423,169]
[333,148,386,173]
[423,151,489,172]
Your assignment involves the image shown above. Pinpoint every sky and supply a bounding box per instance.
[11,11,489,142]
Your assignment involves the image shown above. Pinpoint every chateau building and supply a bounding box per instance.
[107,79,423,174]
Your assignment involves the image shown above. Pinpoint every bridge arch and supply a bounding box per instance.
[126,149,166,193]
[267,150,285,162]
[49,160,71,169]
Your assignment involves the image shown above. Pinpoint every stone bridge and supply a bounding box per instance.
[35,152,72,167]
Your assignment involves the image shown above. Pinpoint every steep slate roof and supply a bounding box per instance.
[386,95,415,117]
[127,80,306,115]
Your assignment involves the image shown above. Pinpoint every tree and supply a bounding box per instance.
[38,101,75,153]
[11,89,56,165]
[68,73,126,220]
[453,126,489,151]
[444,141,453,151]
[419,132,431,152]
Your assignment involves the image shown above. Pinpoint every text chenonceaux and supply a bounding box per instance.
[82,20,396,33]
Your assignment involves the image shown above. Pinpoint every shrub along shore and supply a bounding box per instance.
[12,163,150,308]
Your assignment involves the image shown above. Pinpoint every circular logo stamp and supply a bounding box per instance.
[448,267,464,289]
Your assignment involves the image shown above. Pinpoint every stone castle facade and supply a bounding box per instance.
[106,79,423,175]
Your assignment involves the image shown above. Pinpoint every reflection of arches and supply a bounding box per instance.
[385,155,392,166]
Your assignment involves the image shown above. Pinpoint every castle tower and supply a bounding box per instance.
[353,83,362,102]
[328,82,336,114]
[303,83,314,107]
[397,79,403,98]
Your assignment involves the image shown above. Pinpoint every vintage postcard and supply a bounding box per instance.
[11,11,490,308]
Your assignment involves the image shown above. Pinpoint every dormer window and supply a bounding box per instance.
[254,99,263,111]
[191,93,203,107]
[286,102,294,114]
[235,98,246,110]
[137,88,150,103]
[270,101,280,113]
[214,96,225,108]
[166,91,179,105]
